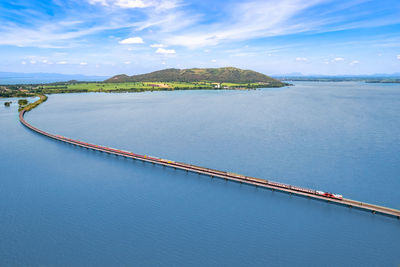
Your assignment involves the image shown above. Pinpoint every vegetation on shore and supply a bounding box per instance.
[18,99,28,106]
[1,80,288,98]
[1,67,289,98]
[18,95,47,112]
[365,79,400,83]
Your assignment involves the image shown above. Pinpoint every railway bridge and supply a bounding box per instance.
[19,107,400,220]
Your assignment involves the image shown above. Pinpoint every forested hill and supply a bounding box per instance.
[105,67,284,85]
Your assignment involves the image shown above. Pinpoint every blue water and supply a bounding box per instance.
[1,82,399,266]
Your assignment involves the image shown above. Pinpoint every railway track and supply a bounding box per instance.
[19,106,400,220]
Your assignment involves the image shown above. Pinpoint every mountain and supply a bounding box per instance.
[105,67,284,84]
[0,72,107,85]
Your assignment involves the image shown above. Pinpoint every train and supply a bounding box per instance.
[46,127,345,202]
[225,173,343,200]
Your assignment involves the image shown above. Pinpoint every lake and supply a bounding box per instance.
[1,82,399,266]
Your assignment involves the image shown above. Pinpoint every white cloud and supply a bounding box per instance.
[350,60,359,65]
[333,57,345,61]
[88,0,180,10]
[21,61,26,65]
[30,60,36,64]
[211,59,217,62]
[41,59,53,64]
[150,43,166,48]
[124,61,131,64]
[57,61,68,64]
[2,0,399,52]
[156,47,176,54]
[295,57,308,61]
[164,0,327,48]
[161,0,400,49]
[397,55,400,60]
[114,0,148,8]
[162,61,166,65]
[119,37,144,44]
[89,0,108,5]
[0,21,133,48]
[80,62,88,65]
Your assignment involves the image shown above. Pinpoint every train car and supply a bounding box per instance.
[316,191,343,200]
[160,159,175,164]
[227,172,246,179]
[291,185,315,195]
[246,177,268,184]
[268,181,291,189]
[143,155,159,161]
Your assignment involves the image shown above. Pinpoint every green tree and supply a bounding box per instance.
[18,99,28,106]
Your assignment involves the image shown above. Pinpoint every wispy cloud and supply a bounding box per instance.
[89,0,181,10]
[2,0,399,50]
[0,20,129,48]
[119,37,144,44]
[161,0,400,48]
[150,44,166,48]
[163,0,329,48]
[296,57,308,61]
[155,48,176,54]
[333,57,345,61]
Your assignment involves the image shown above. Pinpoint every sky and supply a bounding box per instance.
[0,0,399,76]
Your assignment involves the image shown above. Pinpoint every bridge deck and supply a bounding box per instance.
[19,110,400,220]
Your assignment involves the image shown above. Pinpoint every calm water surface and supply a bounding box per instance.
[1,82,399,266]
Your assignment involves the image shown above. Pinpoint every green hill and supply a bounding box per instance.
[105,67,284,85]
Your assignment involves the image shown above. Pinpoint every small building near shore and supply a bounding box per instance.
[212,82,221,88]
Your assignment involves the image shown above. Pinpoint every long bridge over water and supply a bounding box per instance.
[19,104,400,220]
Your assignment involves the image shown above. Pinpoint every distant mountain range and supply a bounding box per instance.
[0,72,107,85]
[273,72,400,78]
[106,67,283,84]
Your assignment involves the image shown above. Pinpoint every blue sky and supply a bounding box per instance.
[0,0,399,76]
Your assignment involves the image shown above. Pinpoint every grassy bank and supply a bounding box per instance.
[19,94,48,112]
